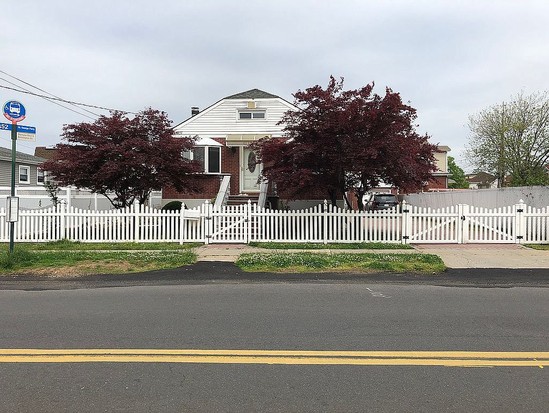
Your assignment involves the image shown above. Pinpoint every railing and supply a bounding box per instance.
[257,180,269,208]
[213,176,231,209]
[0,199,547,245]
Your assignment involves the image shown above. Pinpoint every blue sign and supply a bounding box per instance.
[3,100,26,122]
[16,125,36,133]
[0,122,36,133]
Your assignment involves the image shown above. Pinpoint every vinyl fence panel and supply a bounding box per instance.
[0,200,548,244]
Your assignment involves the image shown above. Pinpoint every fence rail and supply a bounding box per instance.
[0,200,547,244]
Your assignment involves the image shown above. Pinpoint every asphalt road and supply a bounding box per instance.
[0,264,547,412]
[1,261,549,290]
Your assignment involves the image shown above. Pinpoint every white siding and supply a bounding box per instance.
[434,151,448,173]
[173,98,296,138]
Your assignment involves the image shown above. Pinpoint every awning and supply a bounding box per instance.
[226,134,271,146]
[194,137,223,147]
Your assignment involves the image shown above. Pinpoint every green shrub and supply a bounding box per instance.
[162,201,184,211]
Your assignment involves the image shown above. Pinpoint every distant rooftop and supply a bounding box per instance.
[0,146,45,164]
[225,89,280,100]
[34,146,58,160]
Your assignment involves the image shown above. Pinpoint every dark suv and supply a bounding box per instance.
[364,193,399,211]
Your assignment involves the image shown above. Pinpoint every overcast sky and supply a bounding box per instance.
[2,1,548,170]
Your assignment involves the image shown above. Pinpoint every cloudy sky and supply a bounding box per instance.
[2,0,548,170]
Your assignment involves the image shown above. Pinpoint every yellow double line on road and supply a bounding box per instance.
[0,349,548,367]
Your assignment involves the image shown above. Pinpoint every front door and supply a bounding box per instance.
[241,147,261,192]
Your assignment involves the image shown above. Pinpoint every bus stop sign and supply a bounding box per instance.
[3,100,26,123]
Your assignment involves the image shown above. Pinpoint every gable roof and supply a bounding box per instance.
[0,146,45,164]
[173,88,297,130]
[224,89,280,100]
[466,172,496,183]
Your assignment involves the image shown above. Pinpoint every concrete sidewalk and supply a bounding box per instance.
[194,243,549,269]
[414,244,549,269]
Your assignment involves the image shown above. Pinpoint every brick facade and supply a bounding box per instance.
[427,175,448,190]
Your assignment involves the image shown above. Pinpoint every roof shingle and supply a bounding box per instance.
[0,146,45,164]
[224,89,280,100]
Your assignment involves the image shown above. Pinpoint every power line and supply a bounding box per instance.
[0,69,101,117]
[0,83,135,115]
[0,77,97,120]
[0,69,137,117]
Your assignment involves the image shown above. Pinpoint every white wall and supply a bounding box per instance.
[404,187,549,209]
[0,187,162,210]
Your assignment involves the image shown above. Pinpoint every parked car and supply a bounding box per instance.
[363,193,399,211]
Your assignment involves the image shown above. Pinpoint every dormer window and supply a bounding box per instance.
[238,110,265,120]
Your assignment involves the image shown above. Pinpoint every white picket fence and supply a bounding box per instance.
[0,200,548,244]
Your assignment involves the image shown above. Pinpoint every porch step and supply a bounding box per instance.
[226,194,259,206]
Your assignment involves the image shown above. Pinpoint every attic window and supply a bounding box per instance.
[238,110,265,120]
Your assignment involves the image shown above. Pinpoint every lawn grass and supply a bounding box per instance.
[248,242,413,250]
[0,241,197,276]
[524,244,549,250]
[236,252,445,274]
[1,240,200,251]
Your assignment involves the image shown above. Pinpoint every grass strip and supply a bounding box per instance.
[0,247,196,275]
[248,242,412,250]
[524,244,549,250]
[0,240,200,251]
[236,252,445,274]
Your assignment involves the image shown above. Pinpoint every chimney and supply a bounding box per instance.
[191,107,199,116]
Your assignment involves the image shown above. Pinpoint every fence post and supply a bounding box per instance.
[401,200,410,244]
[515,199,526,244]
[179,203,186,245]
[66,186,72,210]
[323,200,328,244]
[246,200,252,244]
[458,204,469,244]
[204,200,212,245]
[59,201,66,241]
[134,202,140,243]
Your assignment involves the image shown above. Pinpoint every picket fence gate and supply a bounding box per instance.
[0,200,548,245]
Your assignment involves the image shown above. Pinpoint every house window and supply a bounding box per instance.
[184,146,221,174]
[19,165,30,184]
[37,168,45,184]
[238,110,266,120]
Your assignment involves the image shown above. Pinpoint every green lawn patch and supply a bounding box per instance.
[0,244,196,276]
[1,240,200,251]
[236,252,445,274]
[524,244,549,250]
[248,242,412,250]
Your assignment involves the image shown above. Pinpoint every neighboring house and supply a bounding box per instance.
[165,89,298,207]
[466,172,498,189]
[34,145,58,161]
[0,146,46,186]
[428,145,451,190]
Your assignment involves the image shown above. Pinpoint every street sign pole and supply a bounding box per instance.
[3,100,28,255]
[9,122,16,254]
